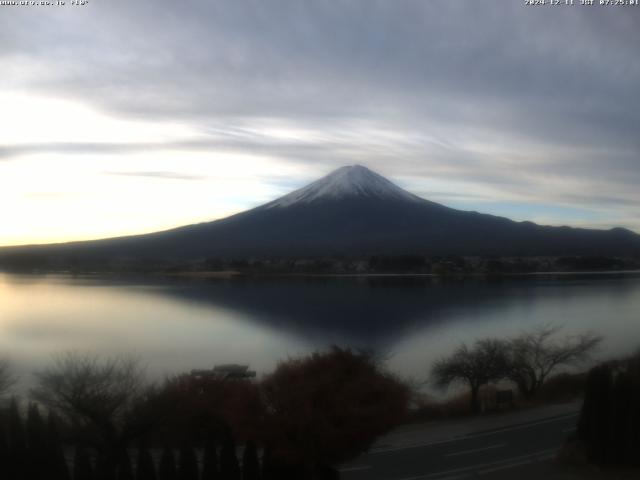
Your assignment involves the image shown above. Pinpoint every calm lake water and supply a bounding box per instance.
[1,272,639,389]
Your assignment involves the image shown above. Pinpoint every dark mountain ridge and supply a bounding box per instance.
[1,165,639,268]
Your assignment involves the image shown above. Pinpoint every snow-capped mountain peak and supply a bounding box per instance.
[265,165,421,208]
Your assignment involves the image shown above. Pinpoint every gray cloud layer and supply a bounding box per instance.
[105,171,208,181]
[1,1,639,228]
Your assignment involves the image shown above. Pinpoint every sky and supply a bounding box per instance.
[1,0,639,246]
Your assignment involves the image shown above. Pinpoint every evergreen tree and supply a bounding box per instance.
[201,434,219,480]
[46,412,71,480]
[27,403,47,479]
[241,441,260,480]
[158,446,177,480]
[259,446,300,480]
[178,442,199,480]
[27,403,46,451]
[136,444,157,480]
[315,465,340,480]
[8,398,27,480]
[0,422,11,480]
[116,451,134,480]
[95,453,117,480]
[219,428,240,480]
[73,445,94,480]
[259,445,274,480]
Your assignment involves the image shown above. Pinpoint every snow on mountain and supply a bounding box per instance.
[264,165,422,208]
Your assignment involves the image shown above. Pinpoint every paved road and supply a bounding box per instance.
[340,412,579,480]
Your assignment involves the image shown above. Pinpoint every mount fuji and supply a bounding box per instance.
[1,165,640,267]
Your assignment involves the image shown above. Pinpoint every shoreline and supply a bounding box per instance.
[3,268,640,281]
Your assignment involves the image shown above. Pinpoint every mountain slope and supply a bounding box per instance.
[1,165,640,266]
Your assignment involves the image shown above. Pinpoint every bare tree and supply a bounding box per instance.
[506,324,602,399]
[431,338,509,414]
[31,352,147,457]
[0,358,16,396]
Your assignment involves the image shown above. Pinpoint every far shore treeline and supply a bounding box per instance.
[0,252,639,276]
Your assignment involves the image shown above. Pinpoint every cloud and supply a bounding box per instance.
[105,171,208,181]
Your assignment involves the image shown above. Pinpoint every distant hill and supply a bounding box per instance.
[1,165,639,270]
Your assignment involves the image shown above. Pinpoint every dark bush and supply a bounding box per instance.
[577,352,640,466]
[537,372,586,403]
[261,347,409,477]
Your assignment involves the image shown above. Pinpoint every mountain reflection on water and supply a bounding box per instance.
[149,273,640,341]
[1,273,639,385]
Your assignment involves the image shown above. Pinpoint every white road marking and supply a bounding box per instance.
[339,465,372,472]
[478,452,557,475]
[392,448,558,480]
[432,476,469,480]
[478,459,531,474]
[444,442,507,458]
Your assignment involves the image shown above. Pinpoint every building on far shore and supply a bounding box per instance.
[190,364,256,381]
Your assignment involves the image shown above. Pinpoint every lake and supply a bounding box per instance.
[1,272,639,390]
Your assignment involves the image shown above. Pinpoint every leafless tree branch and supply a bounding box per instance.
[506,324,602,398]
[31,351,147,445]
[0,358,17,396]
